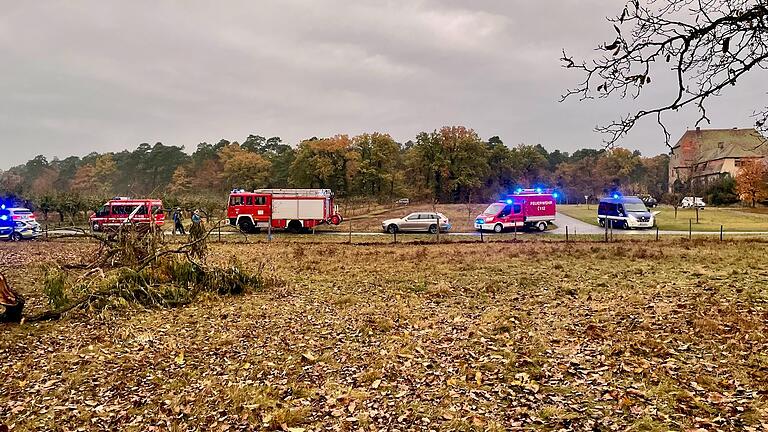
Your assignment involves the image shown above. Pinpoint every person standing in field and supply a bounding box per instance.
[172,208,186,235]
[191,209,202,225]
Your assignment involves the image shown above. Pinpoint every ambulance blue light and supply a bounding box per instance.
[514,188,522,194]
[535,188,542,193]
[613,194,620,199]
[553,192,559,199]
[0,204,5,210]
[506,199,513,204]
[0,215,7,221]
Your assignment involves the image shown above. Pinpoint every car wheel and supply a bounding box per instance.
[10,232,22,242]
[428,224,438,234]
[623,221,630,230]
[537,221,547,232]
[493,223,503,233]
[598,218,605,227]
[387,224,398,234]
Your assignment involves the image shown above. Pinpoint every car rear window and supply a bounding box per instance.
[13,210,32,215]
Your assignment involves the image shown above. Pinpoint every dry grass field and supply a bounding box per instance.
[2,238,768,431]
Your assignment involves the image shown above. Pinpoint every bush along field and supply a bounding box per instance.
[1,237,768,431]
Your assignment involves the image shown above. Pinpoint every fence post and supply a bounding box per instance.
[604,218,608,243]
[218,221,222,242]
[565,226,569,243]
[435,217,440,244]
[513,222,517,241]
[267,216,272,242]
[655,225,659,241]
[480,228,484,243]
[393,230,397,244]
[348,218,352,244]
[689,219,692,240]
[720,225,723,242]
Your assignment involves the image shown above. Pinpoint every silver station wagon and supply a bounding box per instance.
[381,212,451,234]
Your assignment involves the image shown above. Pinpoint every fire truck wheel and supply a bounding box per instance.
[92,222,101,232]
[331,215,342,225]
[537,221,548,232]
[387,224,398,234]
[287,220,302,233]
[493,224,503,233]
[428,224,438,234]
[238,219,256,234]
[598,219,605,227]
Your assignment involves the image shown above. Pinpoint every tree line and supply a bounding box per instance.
[0,126,673,218]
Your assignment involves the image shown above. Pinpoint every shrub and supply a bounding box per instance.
[704,177,739,206]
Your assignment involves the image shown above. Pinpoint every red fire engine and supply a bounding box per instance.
[90,198,165,232]
[474,189,557,232]
[227,189,343,233]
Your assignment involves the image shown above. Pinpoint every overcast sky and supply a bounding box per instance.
[1,0,765,169]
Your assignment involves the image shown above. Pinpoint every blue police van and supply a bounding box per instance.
[597,195,655,229]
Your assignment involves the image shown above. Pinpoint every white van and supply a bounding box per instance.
[681,197,705,209]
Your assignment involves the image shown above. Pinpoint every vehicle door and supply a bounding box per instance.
[498,204,513,224]
[421,213,438,231]
[616,204,625,219]
[94,206,109,223]
[511,203,523,225]
[229,195,245,220]
[251,195,270,222]
[401,213,421,231]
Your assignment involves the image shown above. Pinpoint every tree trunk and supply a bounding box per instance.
[0,273,24,323]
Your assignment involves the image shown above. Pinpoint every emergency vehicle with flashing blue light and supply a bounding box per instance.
[597,194,657,229]
[474,188,557,233]
[0,205,41,241]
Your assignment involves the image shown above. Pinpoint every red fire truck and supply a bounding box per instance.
[90,198,165,232]
[227,189,343,233]
[474,189,557,232]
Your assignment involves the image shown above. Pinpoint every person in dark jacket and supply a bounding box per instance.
[172,208,186,235]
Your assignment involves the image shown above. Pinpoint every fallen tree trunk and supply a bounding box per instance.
[0,272,24,323]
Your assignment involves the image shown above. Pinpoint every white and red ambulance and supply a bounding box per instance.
[90,198,165,232]
[474,189,557,232]
[227,188,343,233]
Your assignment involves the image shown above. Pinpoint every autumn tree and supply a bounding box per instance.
[409,126,489,202]
[70,154,117,197]
[351,133,401,199]
[167,165,193,196]
[218,144,271,191]
[735,159,768,207]
[290,135,358,195]
[562,1,768,146]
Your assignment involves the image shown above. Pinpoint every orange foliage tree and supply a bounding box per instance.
[735,160,768,207]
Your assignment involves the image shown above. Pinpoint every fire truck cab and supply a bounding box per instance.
[90,198,165,232]
[227,188,343,233]
[475,189,557,233]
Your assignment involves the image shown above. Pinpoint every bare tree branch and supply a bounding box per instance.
[561,0,768,148]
